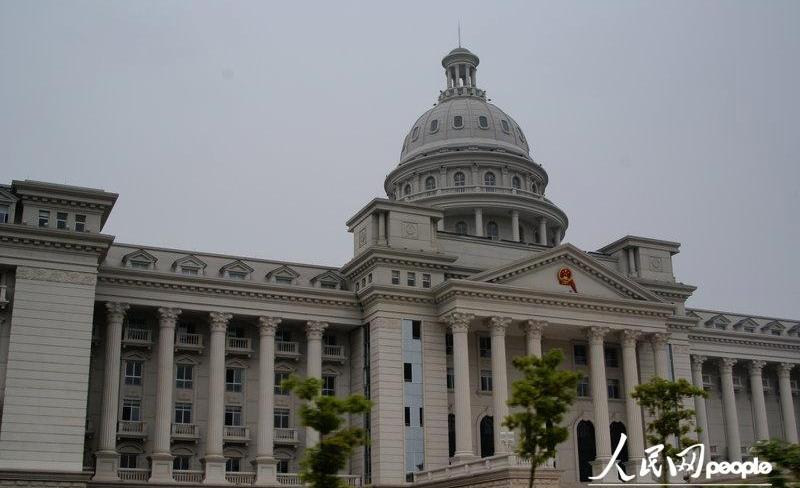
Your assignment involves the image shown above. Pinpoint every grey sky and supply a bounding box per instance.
[1,1,798,318]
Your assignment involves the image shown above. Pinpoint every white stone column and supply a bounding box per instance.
[305,321,327,447]
[651,333,670,379]
[489,316,511,454]
[522,320,545,357]
[511,211,520,242]
[690,355,710,447]
[255,316,281,486]
[778,363,798,443]
[150,307,181,483]
[446,312,476,462]
[553,227,562,246]
[587,327,614,481]
[719,358,742,462]
[204,311,232,483]
[621,330,645,471]
[748,360,769,441]
[93,302,129,482]
[537,217,547,245]
[474,208,483,237]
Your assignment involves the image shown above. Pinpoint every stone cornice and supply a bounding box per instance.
[688,331,800,352]
[666,314,699,331]
[358,285,437,308]
[340,247,459,279]
[436,279,673,318]
[97,268,360,309]
[345,197,443,229]
[632,278,697,301]
[0,223,114,258]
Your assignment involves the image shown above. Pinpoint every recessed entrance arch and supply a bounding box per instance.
[610,421,629,474]
[577,420,596,482]
[479,416,494,458]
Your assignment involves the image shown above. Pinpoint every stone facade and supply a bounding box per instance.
[0,47,799,488]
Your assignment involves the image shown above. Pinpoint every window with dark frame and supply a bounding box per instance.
[404,363,413,382]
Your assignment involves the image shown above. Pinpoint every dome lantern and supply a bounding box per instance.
[439,47,485,101]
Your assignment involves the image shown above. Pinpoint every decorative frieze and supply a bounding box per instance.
[17,266,96,285]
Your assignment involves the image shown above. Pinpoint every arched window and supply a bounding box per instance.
[404,184,412,196]
[486,221,499,239]
[609,422,629,471]
[484,172,496,192]
[455,221,467,235]
[448,414,456,458]
[453,172,465,192]
[430,119,439,133]
[478,116,489,129]
[453,115,464,128]
[480,416,495,458]
[511,176,521,189]
[577,421,597,482]
[424,176,436,191]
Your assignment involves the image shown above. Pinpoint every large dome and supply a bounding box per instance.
[399,97,531,164]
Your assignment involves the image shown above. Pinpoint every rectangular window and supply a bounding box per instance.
[445,333,453,355]
[274,408,290,429]
[130,260,150,269]
[604,347,619,368]
[228,271,247,280]
[577,376,590,397]
[446,368,454,390]
[275,275,293,284]
[174,402,192,424]
[74,214,86,232]
[0,204,9,223]
[274,371,290,395]
[419,407,424,427]
[422,273,431,288]
[181,266,199,275]
[276,460,289,474]
[275,329,292,342]
[124,360,143,385]
[607,379,621,399]
[411,321,421,340]
[121,398,141,421]
[320,281,337,289]
[173,455,190,471]
[225,458,241,472]
[56,212,68,230]
[322,375,336,396]
[391,270,400,285]
[176,364,193,389]
[480,369,493,392]
[574,344,588,366]
[404,407,411,426]
[407,272,416,287]
[38,209,50,227]
[323,334,337,346]
[224,406,243,426]
[119,454,138,469]
[479,336,492,358]
[404,363,413,382]
[225,368,243,393]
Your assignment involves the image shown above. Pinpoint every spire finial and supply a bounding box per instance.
[458,21,461,48]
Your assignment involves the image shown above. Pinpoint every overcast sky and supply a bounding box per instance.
[1,1,798,319]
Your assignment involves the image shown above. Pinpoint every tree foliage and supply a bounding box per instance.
[282,376,372,488]
[752,439,800,488]
[504,349,581,488]
[631,377,707,484]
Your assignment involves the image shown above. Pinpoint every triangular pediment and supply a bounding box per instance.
[220,260,255,274]
[310,270,344,287]
[172,254,207,271]
[762,320,785,335]
[266,265,300,280]
[733,317,759,331]
[705,314,731,329]
[467,243,664,302]
[122,249,158,268]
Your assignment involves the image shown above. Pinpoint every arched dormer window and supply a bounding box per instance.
[478,116,489,129]
[484,172,496,192]
[404,184,412,196]
[424,176,436,191]
[486,222,499,239]
[453,172,465,191]
[455,221,467,235]
[429,119,439,133]
[511,176,521,189]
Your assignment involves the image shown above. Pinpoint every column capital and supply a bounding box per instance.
[105,302,129,321]
[522,320,546,336]
[650,332,671,348]
[691,355,707,368]
[305,321,328,339]
[620,329,641,347]
[779,363,796,377]
[488,316,512,336]
[749,360,767,374]
[209,312,233,332]
[720,357,737,373]
[157,307,181,326]
[258,316,282,336]
[444,312,474,334]
[585,326,609,344]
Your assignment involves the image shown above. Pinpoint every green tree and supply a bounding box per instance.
[631,377,707,485]
[504,349,581,488]
[752,439,800,488]
[282,376,372,488]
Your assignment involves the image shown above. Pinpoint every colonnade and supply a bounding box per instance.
[93,302,327,485]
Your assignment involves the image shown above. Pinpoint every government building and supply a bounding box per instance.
[0,47,798,488]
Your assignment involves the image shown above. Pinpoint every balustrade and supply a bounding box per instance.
[225,472,256,485]
[274,428,298,444]
[118,468,149,481]
[117,420,146,437]
[173,470,204,483]
[122,327,152,345]
[175,332,203,350]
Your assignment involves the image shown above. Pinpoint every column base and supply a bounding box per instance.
[624,458,647,482]
[203,455,228,484]
[149,452,175,483]
[590,458,621,483]
[93,450,119,482]
[253,457,277,486]
[451,452,478,464]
